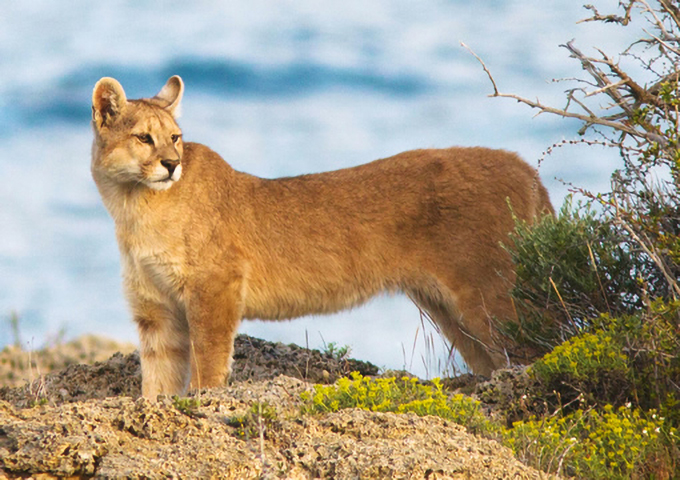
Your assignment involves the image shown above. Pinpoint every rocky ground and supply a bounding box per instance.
[0,334,547,479]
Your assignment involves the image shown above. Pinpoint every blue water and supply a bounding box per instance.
[0,1,634,377]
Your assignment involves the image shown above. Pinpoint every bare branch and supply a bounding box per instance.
[565,89,598,117]
[659,0,680,29]
[638,0,674,40]
[460,42,498,95]
[579,3,634,25]
[490,91,647,138]
[615,217,680,299]
[647,71,680,96]
[462,39,670,144]
[597,49,656,106]
[562,40,609,90]
[584,79,628,97]
[643,27,680,55]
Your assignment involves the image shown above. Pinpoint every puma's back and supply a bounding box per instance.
[227,146,552,323]
[91,75,553,397]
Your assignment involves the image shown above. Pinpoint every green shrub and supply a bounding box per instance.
[512,310,680,477]
[526,304,680,413]
[504,405,677,479]
[505,195,680,414]
[533,330,628,381]
[301,372,679,478]
[172,396,201,417]
[594,302,680,424]
[300,372,494,434]
[486,2,680,477]
[531,329,632,408]
[322,341,351,361]
[227,401,279,440]
[503,198,642,356]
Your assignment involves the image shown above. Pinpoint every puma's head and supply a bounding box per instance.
[91,76,185,191]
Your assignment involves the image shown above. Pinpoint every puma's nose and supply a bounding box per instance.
[161,159,180,175]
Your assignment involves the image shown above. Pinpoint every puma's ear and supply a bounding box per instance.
[92,77,127,128]
[152,75,184,118]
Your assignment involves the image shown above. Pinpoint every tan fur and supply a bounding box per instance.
[91,76,554,397]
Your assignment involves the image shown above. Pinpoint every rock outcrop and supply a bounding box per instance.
[0,335,544,479]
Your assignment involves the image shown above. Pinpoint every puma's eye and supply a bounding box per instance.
[171,134,182,143]
[134,134,154,145]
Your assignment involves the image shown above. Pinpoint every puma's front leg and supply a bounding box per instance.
[132,299,191,398]
[186,270,245,391]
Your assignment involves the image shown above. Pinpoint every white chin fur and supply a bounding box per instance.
[148,180,175,191]
[146,164,182,191]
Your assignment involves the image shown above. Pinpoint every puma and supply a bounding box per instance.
[91,75,553,397]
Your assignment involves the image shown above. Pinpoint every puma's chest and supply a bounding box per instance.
[118,229,187,302]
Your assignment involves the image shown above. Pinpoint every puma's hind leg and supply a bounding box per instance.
[407,280,511,377]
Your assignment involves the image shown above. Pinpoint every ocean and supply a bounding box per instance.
[0,0,634,377]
